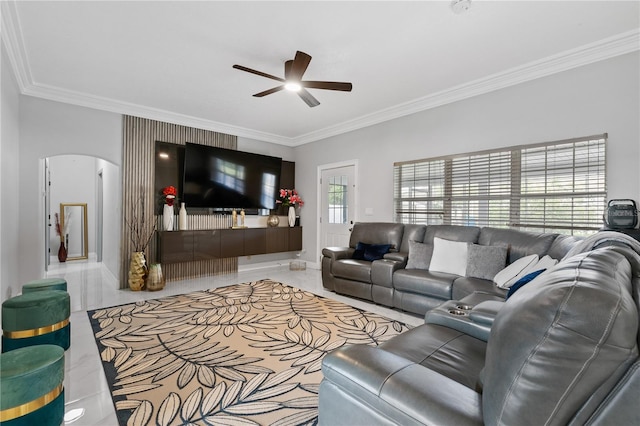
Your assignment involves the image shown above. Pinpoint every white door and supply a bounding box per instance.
[44,158,51,270]
[320,165,356,251]
[97,169,104,262]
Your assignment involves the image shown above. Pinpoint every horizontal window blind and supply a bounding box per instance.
[394,134,607,236]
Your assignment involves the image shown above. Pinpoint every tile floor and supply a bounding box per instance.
[46,260,423,425]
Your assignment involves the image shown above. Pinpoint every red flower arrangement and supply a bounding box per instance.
[276,189,304,207]
[162,186,177,206]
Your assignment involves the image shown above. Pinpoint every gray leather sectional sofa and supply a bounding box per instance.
[322,222,579,315]
[319,234,640,425]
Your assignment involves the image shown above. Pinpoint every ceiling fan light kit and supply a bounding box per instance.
[233,51,353,107]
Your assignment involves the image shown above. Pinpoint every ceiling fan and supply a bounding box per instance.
[233,51,352,107]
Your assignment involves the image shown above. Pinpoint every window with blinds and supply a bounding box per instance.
[394,134,607,236]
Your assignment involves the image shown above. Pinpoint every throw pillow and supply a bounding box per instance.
[466,244,508,280]
[533,255,558,271]
[493,254,539,289]
[351,242,391,261]
[429,237,469,276]
[406,240,430,270]
[352,242,368,260]
[506,269,547,299]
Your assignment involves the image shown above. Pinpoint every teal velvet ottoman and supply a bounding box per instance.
[0,345,65,426]
[2,290,70,352]
[22,278,67,293]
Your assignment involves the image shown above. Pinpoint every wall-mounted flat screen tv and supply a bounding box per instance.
[182,143,282,210]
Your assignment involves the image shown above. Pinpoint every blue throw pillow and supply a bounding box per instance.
[352,242,391,261]
[352,242,369,260]
[506,269,546,300]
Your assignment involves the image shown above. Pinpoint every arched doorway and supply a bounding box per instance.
[44,155,120,278]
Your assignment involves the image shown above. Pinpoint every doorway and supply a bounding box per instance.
[319,162,357,256]
[44,155,115,267]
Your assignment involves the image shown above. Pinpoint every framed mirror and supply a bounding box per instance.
[60,203,88,261]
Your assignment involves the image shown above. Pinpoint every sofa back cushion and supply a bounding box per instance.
[349,222,404,252]
[478,227,557,264]
[482,247,639,426]
[417,225,481,269]
[547,233,581,260]
[398,224,426,254]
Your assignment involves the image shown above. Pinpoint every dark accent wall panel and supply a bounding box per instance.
[121,116,237,288]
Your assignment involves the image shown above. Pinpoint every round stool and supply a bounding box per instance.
[22,278,67,294]
[2,290,70,352]
[0,345,65,426]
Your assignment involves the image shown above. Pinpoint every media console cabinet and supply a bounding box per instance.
[158,226,302,264]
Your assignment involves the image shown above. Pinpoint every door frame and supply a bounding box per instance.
[317,159,358,263]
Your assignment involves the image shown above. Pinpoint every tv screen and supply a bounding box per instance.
[182,143,282,210]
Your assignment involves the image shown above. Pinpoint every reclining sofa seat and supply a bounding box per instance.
[321,223,425,303]
[319,245,640,425]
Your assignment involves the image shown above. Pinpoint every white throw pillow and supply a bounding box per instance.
[533,255,559,272]
[494,254,539,289]
[429,237,469,276]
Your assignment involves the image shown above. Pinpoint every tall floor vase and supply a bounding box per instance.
[128,252,148,291]
[57,242,67,263]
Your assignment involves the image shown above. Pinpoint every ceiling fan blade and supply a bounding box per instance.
[253,86,285,97]
[302,81,353,92]
[290,51,312,81]
[298,88,320,107]
[233,64,284,82]
[284,60,293,80]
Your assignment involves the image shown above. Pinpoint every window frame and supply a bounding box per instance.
[393,134,607,236]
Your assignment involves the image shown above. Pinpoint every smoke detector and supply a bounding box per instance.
[451,0,472,14]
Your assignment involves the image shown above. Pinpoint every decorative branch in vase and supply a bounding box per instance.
[126,192,156,291]
[276,189,304,227]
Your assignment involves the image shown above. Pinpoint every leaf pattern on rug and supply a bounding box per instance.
[88,279,412,426]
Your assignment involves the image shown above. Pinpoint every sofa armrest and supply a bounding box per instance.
[424,299,503,342]
[322,247,351,261]
[371,258,404,287]
[320,345,483,426]
[383,251,408,264]
[468,300,504,326]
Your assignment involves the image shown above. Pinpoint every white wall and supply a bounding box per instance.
[294,52,640,267]
[18,97,122,284]
[97,159,121,279]
[1,42,21,302]
[238,137,295,162]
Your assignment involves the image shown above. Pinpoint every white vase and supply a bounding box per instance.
[163,204,174,231]
[179,203,187,230]
[288,206,296,227]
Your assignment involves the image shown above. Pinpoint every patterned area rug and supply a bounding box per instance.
[88,279,412,426]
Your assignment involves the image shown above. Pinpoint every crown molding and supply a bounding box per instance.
[21,82,295,145]
[293,28,640,146]
[1,1,32,92]
[2,1,638,147]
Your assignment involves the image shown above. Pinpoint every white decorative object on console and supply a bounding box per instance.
[288,206,296,227]
[163,204,174,231]
[179,203,187,230]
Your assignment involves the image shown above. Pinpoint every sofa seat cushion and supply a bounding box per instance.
[320,344,484,426]
[393,269,455,299]
[332,259,372,283]
[380,323,487,390]
[452,277,507,300]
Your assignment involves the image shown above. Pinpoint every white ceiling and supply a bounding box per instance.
[3,1,639,146]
